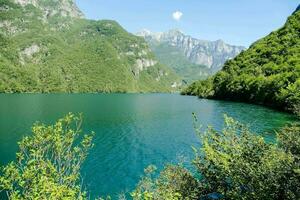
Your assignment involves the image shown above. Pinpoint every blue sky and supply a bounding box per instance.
[75,0,299,47]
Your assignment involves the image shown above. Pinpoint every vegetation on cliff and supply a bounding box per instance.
[182,8,300,115]
[0,0,180,93]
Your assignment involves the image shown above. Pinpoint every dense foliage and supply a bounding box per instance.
[133,115,300,200]
[0,0,180,93]
[182,9,300,115]
[0,113,94,199]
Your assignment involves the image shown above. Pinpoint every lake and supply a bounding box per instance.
[0,93,297,199]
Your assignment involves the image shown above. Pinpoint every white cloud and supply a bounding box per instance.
[172,11,183,21]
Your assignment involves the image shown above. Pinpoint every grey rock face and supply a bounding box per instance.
[137,29,245,73]
[14,0,84,18]
[133,59,157,76]
[19,43,41,65]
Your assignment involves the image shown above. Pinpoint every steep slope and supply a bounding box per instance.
[0,0,180,93]
[182,8,300,115]
[149,43,210,83]
[137,29,245,83]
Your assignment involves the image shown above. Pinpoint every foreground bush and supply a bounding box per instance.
[0,113,94,200]
[132,115,300,200]
[1,114,298,199]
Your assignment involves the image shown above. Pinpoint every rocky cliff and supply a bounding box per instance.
[137,29,245,73]
[14,0,84,18]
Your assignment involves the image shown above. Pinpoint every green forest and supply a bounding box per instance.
[0,0,180,93]
[182,8,300,116]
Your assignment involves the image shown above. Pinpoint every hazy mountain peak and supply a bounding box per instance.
[136,29,152,36]
[215,39,225,44]
[166,29,184,36]
[136,29,163,42]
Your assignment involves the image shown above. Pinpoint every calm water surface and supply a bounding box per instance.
[0,93,297,198]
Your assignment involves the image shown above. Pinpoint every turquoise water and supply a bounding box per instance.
[0,93,297,198]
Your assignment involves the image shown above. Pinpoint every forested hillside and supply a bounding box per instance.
[0,0,180,93]
[183,7,300,115]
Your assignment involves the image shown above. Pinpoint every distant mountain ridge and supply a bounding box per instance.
[0,0,181,93]
[137,29,245,75]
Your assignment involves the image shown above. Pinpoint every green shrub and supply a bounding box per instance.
[133,115,300,200]
[132,164,200,200]
[0,113,94,200]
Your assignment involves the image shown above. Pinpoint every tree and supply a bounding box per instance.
[193,115,298,200]
[132,164,200,200]
[133,115,300,200]
[0,113,94,200]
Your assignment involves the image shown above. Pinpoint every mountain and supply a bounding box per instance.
[137,29,245,83]
[0,0,181,93]
[294,4,300,13]
[182,7,300,115]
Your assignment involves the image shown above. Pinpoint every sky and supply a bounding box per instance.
[75,0,299,47]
